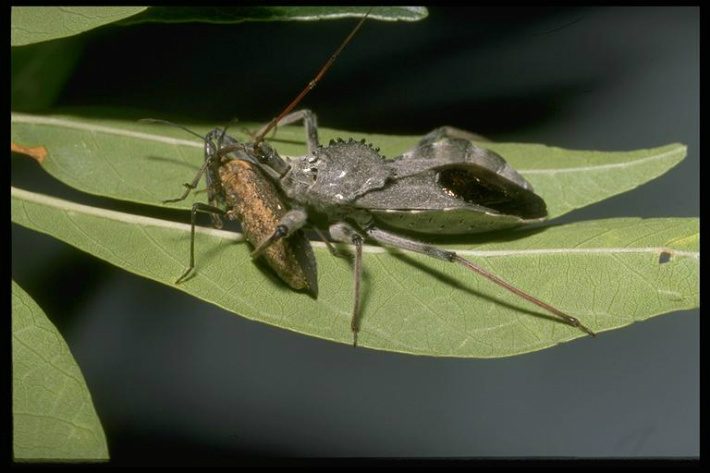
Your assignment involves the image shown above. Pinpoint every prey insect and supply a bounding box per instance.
[149,123,318,297]
[160,10,595,346]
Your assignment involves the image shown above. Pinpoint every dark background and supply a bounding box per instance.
[11,7,698,462]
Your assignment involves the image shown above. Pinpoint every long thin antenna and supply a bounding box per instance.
[139,118,205,141]
[253,8,373,146]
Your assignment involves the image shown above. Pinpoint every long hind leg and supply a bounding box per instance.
[364,226,595,336]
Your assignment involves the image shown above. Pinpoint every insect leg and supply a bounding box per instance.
[329,222,365,347]
[255,109,320,154]
[163,158,212,204]
[250,209,309,259]
[176,202,227,284]
[313,227,346,258]
[418,126,490,146]
[364,227,595,336]
[164,131,225,226]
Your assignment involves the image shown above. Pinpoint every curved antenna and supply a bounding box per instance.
[139,118,206,142]
[253,7,372,147]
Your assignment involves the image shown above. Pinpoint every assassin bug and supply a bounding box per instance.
[152,11,373,299]
[161,10,595,346]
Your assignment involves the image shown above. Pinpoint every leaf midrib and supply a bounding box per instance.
[12,113,202,148]
[12,187,699,259]
[520,146,685,174]
[12,113,685,176]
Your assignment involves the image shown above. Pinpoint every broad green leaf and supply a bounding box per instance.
[11,6,147,46]
[11,187,699,358]
[12,280,109,461]
[118,6,427,25]
[11,112,687,221]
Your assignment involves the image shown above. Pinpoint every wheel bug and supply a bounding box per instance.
[161,10,595,347]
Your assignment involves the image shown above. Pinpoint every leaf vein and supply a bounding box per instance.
[520,146,684,174]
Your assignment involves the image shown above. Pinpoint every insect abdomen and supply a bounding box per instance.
[220,160,318,296]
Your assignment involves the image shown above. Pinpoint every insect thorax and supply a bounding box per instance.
[282,140,390,218]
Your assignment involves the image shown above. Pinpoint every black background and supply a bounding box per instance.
[11,7,698,462]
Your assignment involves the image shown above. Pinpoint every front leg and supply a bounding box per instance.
[162,159,209,204]
[313,227,347,258]
[250,208,309,259]
[164,130,225,229]
[255,109,320,154]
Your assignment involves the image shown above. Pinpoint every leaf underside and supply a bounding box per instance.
[10,112,687,222]
[12,280,109,460]
[11,6,426,47]
[118,6,428,25]
[11,187,699,358]
[11,7,148,46]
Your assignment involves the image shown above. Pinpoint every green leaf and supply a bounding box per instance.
[11,6,147,46]
[12,280,109,461]
[11,112,687,221]
[481,142,688,220]
[11,187,699,358]
[118,6,427,25]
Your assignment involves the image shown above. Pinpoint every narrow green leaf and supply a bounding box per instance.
[11,112,687,221]
[12,280,109,461]
[11,187,699,358]
[11,6,147,46]
[119,6,427,26]
[493,142,689,219]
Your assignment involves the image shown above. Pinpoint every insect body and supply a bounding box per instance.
[158,125,318,297]
[216,111,596,343]
[161,10,595,346]
[219,157,318,295]
[281,127,548,235]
